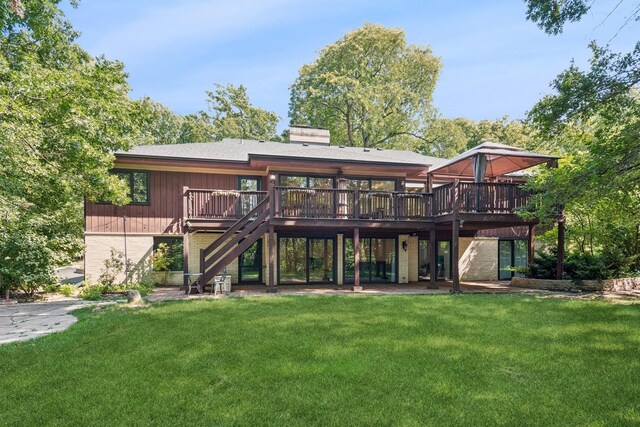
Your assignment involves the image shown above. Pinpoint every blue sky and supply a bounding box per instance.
[63,1,637,130]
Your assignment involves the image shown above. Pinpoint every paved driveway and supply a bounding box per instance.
[0,298,91,345]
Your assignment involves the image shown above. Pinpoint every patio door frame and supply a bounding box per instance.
[277,236,337,285]
[498,239,528,280]
[238,238,263,284]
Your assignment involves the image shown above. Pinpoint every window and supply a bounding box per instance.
[345,178,397,191]
[114,170,150,205]
[279,175,335,188]
[152,237,184,271]
[498,240,528,280]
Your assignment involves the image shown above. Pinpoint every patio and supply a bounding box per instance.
[147,280,546,301]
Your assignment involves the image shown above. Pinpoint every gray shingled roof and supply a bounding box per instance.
[117,138,448,168]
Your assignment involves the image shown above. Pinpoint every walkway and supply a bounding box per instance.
[0,297,92,345]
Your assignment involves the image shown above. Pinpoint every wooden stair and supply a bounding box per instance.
[198,195,270,287]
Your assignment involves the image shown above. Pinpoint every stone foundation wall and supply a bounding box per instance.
[511,276,640,292]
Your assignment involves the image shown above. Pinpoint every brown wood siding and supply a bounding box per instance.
[85,171,238,234]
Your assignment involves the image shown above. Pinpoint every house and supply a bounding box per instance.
[84,126,560,292]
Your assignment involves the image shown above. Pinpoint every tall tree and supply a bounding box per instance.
[206,83,280,141]
[289,23,441,148]
[0,0,139,292]
[523,0,640,274]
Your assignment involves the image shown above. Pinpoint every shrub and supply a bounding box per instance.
[128,282,154,297]
[99,248,127,290]
[528,250,612,281]
[0,233,57,296]
[79,283,105,301]
[59,284,75,297]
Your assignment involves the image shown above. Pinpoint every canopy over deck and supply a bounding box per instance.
[428,142,558,182]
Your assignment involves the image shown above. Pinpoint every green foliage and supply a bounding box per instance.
[0,0,143,281]
[206,83,280,141]
[523,3,640,276]
[149,243,173,272]
[524,0,590,35]
[527,250,610,280]
[59,284,75,297]
[289,23,441,148]
[78,283,104,301]
[134,97,216,145]
[98,248,126,290]
[0,232,56,296]
[418,116,535,158]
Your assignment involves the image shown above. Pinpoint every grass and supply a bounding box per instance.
[1,295,639,426]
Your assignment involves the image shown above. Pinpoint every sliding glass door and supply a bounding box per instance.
[278,237,335,284]
[498,240,528,280]
[344,237,397,284]
[238,240,262,283]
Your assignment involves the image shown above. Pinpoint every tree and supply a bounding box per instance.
[0,0,140,294]
[523,0,640,274]
[289,23,441,148]
[206,83,280,141]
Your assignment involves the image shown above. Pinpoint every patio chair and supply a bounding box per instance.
[211,270,229,295]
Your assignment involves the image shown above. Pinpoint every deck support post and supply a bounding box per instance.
[451,180,461,293]
[183,229,190,288]
[267,176,277,293]
[182,186,190,289]
[528,224,536,265]
[428,225,438,289]
[353,227,362,291]
[267,225,276,292]
[452,219,461,293]
[556,215,565,280]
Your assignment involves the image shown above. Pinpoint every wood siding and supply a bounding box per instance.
[85,171,241,234]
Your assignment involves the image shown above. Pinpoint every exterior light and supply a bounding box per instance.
[269,174,276,182]
[402,240,408,251]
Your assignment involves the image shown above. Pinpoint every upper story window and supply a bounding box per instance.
[279,175,334,189]
[114,170,150,205]
[345,178,397,192]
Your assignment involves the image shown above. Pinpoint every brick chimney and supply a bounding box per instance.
[289,125,330,146]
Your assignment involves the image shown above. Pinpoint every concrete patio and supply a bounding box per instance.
[147,280,547,301]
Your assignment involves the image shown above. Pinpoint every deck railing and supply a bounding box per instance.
[186,189,267,219]
[184,182,532,221]
[458,182,531,213]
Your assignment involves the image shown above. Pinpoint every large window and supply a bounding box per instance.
[152,237,184,271]
[239,240,262,283]
[279,175,334,188]
[345,178,397,192]
[498,240,528,280]
[114,170,150,205]
[344,237,397,284]
[278,237,335,284]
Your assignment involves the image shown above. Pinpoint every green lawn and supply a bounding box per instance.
[1,295,639,426]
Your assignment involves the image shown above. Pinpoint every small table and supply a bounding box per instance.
[184,273,203,295]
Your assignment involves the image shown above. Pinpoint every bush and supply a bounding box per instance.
[0,233,56,296]
[528,250,612,281]
[59,284,75,297]
[79,283,105,301]
[128,282,154,297]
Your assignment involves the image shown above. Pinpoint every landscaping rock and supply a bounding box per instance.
[127,290,143,304]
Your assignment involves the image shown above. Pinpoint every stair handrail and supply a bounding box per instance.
[201,221,270,286]
[200,195,269,260]
[201,207,269,271]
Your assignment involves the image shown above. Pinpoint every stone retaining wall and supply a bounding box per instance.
[511,277,640,292]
